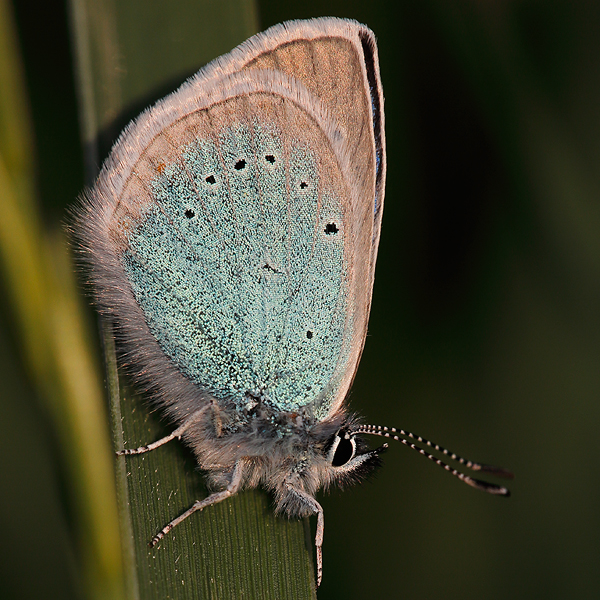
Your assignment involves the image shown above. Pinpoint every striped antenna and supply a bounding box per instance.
[353,424,513,496]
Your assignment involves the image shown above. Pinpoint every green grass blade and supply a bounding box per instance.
[68,1,318,597]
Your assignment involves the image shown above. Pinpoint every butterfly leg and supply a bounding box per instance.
[116,404,211,455]
[285,484,325,587]
[150,458,245,546]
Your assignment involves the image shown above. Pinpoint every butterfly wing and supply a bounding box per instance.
[79,18,385,423]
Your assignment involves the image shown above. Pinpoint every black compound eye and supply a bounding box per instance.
[332,435,356,467]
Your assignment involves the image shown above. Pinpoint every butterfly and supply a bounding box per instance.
[75,17,511,587]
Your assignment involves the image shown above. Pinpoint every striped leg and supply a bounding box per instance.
[286,484,325,587]
[150,459,245,546]
[116,405,209,456]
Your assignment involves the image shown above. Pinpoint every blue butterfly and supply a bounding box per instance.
[76,17,511,587]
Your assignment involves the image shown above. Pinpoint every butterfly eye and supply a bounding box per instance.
[331,434,356,467]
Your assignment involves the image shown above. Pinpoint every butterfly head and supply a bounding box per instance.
[271,414,387,518]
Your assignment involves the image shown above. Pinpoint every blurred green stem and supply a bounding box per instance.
[0,1,124,599]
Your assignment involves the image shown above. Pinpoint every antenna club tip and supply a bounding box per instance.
[489,485,511,497]
[478,464,515,479]
[464,476,512,496]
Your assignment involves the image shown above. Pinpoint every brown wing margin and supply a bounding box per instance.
[358,28,386,231]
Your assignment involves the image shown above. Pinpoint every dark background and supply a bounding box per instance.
[2,0,599,598]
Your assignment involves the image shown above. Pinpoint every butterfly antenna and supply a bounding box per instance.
[353,424,513,496]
